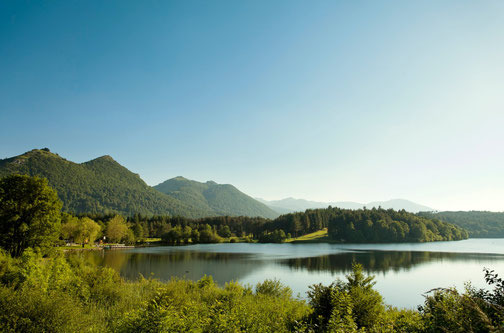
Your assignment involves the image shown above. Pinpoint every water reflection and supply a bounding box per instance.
[280,250,504,275]
[77,245,504,284]
[77,250,267,284]
[73,240,504,308]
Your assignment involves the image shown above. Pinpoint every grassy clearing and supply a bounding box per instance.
[143,238,161,243]
[286,228,328,243]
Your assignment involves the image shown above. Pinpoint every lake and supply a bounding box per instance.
[80,238,504,308]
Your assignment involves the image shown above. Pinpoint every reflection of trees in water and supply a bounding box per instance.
[73,248,504,287]
[281,251,504,275]
[81,250,263,285]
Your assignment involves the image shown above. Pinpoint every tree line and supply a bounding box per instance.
[81,206,468,245]
[261,206,468,242]
[418,211,504,238]
[327,207,468,242]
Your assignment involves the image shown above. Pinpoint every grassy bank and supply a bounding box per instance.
[286,228,329,243]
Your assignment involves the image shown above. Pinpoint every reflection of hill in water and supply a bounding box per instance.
[81,250,263,284]
[280,250,504,275]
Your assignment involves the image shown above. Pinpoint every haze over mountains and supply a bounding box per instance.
[257,198,434,214]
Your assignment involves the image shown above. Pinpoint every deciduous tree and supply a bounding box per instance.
[106,215,129,243]
[0,174,62,257]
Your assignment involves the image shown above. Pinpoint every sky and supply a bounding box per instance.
[1,0,503,211]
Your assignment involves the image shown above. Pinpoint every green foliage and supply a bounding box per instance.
[266,207,467,243]
[418,211,504,238]
[160,223,223,245]
[106,215,129,243]
[121,214,270,241]
[154,176,279,219]
[161,225,184,245]
[0,249,163,332]
[218,224,232,238]
[131,222,144,242]
[419,268,504,332]
[307,263,387,331]
[0,174,62,257]
[117,276,309,333]
[326,208,468,243]
[419,288,498,332]
[0,250,97,332]
[258,229,287,243]
[305,263,424,332]
[198,224,222,243]
[61,214,101,245]
[256,279,292,298]
[480,268,504,307]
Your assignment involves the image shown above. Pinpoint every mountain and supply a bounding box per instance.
[154,177,279,219]
[365,199,433,213]
[0,149,211,217]
[259,197,434,214]
[256,198,329,214]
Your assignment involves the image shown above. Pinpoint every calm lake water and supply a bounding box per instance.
[80,238,504,308]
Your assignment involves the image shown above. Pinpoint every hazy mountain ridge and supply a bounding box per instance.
[258,197,434,214]
[154,177,279,219]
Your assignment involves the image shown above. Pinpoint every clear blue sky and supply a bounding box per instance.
[1,0,503,211]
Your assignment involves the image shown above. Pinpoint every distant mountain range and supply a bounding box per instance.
[0,149,277,219]
[257,197,434,214]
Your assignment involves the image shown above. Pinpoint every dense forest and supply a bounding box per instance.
[418,211,504,238]
[327,208,468,242]
[260,207,468,243]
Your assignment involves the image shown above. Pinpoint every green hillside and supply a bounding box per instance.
[418,211,504,238]
[154,177,279,219]
[0,149,211,217]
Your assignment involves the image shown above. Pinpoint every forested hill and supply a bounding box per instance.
[418,211,504,238]
[266,207,468,242]
[154,177,279,219]
[0,149,212,217]
[0,149,279,219]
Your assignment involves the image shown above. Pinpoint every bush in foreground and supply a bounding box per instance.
[0,250,309,332]
[0,249,502,332]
